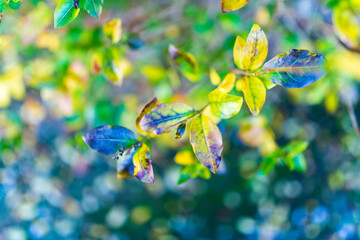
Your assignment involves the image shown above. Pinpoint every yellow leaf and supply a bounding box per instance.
[242,24,268,71]
[91,53,102,75]
[103,18,122,44]
[240,76,266,117]
[208,89,243,119]
[333,1,360,51]
[221,0,249,13]
[233,36,246,69]
[325,91,338,115]
[210,68,221,86]
[218,73,236,93]
[0,81,11,108]
[135,98,160,137]
[174,149,197,165]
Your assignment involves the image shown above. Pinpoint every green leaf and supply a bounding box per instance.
[177,162,211,184]
[189,114,223,173]
[239,76,266,117]
[84,0,103,18]
[208,88,243,119]
[261,49,327,88]
[133,142,154,184]
[0,0,6,13]
[8,0,21,10]
[54,0,80,28]
[139,102,196,135]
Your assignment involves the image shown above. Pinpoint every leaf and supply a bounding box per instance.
[84,0,103,18]
[208,89,243,119]
[242,24,268,71]
[210,68,221,85]
[54,0,80,28]
[139,102,195,135]
[177,162,211,184]
[103,19,122,44]
[175,122,186,139]
[333,0,360,52]
[115,148,136,179]
[259,150,281,175]
[91,53,102,75]
[133,142,154,184]
[233,35,246,69]
[82,125,138,155]
[221,0,249,13]
[218,73,236,93]
[261,49,327,88]
[287,153,307,172]
[135,98,160,136]
[169,45,199,82]
[174,148,197,165]
[240,76,266,117]
[189,114,223,173]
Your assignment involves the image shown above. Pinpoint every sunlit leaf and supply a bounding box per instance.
[208,89,243,119]
[261,49,327,88]
[136,98,160,136]
[239,76,266,117]
[54,0,80,28]
[133,142,154,184]
[83,125,138,155]
[221,0,249,13]
[189,114,223,173]
[218,73,236,93]
[233,35,246,69]
[139,102,196,135]
[210,68,221,85]
[242,24,268,71]
[103,18,122,44]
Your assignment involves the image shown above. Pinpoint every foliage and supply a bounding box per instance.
[83,23,327,184]
[1,0,360,238]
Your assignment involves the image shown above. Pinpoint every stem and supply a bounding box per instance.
[344,95,360,138]
[232,69,273,76]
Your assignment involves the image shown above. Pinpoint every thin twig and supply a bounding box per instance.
[344,94,360,138]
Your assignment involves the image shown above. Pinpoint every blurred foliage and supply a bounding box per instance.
[0,0,360,239]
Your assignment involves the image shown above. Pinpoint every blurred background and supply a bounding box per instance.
[0,0,360,239]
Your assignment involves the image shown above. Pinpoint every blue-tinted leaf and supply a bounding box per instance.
[115,148,136,179]
[261,49,326,88]
[139,102,195,135]
[83,125,138,155]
